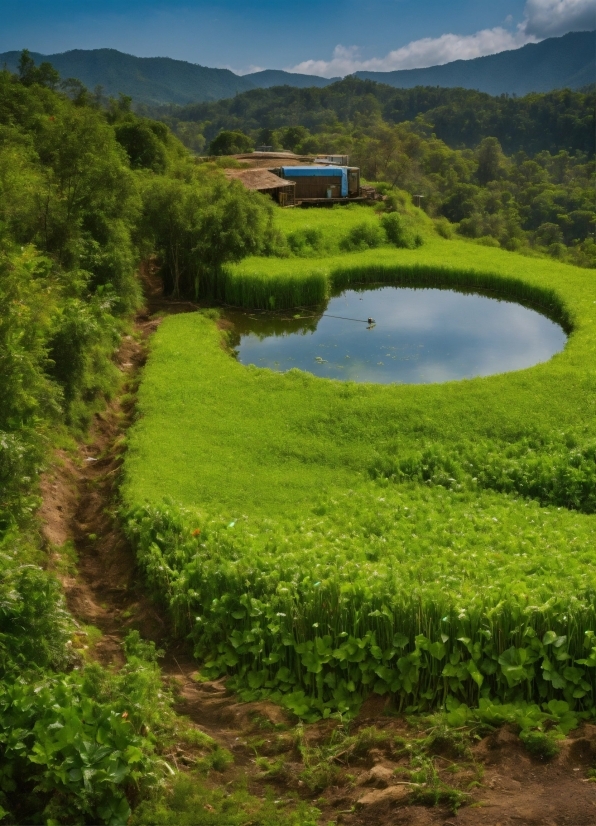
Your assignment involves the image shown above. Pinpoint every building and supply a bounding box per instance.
[224,152,364,205]
[224,168,296,206]
[274,165,361,203]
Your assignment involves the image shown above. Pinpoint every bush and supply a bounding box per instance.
[434,218,454,239]
[340,221,384,251]
[381,212,422,248]
[0,554,74,674]
[381,189,409,213]
[287,227,325,257]
[520,729,561,759]
[0,633,171,825]
[47,296,120,415]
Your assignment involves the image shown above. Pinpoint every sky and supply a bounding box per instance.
[1,0,594,76]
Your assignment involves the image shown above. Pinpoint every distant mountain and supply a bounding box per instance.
[0,30,592,107]
[246,70,339,89]
[0,48,257,105]
[0,49,335,106]
[354,30,595,96]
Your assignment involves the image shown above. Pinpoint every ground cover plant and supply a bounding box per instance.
[0,55,288,823]
[123,203,596,724]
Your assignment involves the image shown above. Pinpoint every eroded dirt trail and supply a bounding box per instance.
[37,302,596,826]
[39,317,165,664]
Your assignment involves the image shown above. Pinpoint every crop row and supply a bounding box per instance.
[373,437,596,514]
[123,492,596,720]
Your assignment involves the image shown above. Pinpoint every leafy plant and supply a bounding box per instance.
[340,220,384,251]
[381,212,421,248]
[0,632,171,825]
[519,729,561,759]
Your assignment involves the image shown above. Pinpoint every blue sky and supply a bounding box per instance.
[1,0,594,75]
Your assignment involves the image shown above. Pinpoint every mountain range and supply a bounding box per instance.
[0,30,592,107]
[354,30,594,96]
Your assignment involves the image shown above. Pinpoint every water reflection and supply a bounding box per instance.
[225,286,567,384]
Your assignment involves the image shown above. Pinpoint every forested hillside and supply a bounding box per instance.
[0,48,337,106]
[355,30,595,95]
[0,53,280,825]
[0,30,591,106]
[153,80,596,268]
[157,79,594,156]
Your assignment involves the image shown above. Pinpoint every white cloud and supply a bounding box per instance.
[233,64,266,76]
[288,29,531,77]
[522,0,596,37]
[286,0,595,78]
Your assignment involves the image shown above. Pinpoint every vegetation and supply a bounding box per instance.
[123,205,596,724]
[155,79,595,158]
[154,80,595,268]
[208,129,254,156]
[0,55,278,823]
[1,45,594,822]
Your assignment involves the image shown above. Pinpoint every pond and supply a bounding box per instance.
[225,286,567,384]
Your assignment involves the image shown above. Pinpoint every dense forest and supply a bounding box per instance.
[150,80,595,156]
[0,52,278,825]
[147,79,595,267]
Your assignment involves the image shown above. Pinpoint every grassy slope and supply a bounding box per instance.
[127,208,596,513]
[123,206,596,716]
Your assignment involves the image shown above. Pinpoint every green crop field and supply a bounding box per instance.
[123,203,596,721]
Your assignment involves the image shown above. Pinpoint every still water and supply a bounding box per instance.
[226,286,567,384]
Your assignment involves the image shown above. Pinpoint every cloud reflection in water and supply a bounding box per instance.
[232,286,566,385]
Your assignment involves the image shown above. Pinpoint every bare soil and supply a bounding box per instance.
[37,289,596,825]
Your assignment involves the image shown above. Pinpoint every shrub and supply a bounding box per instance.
[381,189,409,213]
[381,212,422,248]
[340,221,384,251]
[520,729,561,759]
[287,227,325,257]
[0,632,170,825]
[434,218,454,239]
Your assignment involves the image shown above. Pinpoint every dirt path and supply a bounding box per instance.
[37,299,596,826]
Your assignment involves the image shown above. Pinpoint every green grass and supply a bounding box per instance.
[123,206,596,719]
[131,774,321,825]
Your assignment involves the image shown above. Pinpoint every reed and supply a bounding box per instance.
[123,214,596,719]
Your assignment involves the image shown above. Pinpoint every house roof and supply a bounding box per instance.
[224,168,295,191]
[233,152,312,161]
[230,152,316,168]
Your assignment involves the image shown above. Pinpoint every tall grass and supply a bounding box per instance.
[224,245,576,332]
[123,215,596,719]
[218,262,328,309]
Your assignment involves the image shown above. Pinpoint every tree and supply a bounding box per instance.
[208,130,253,156]
[17,49,59,89]
[476,137,506,185]
[279,126,309,152]
[141,173,272,298]
[115,120,168,172]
